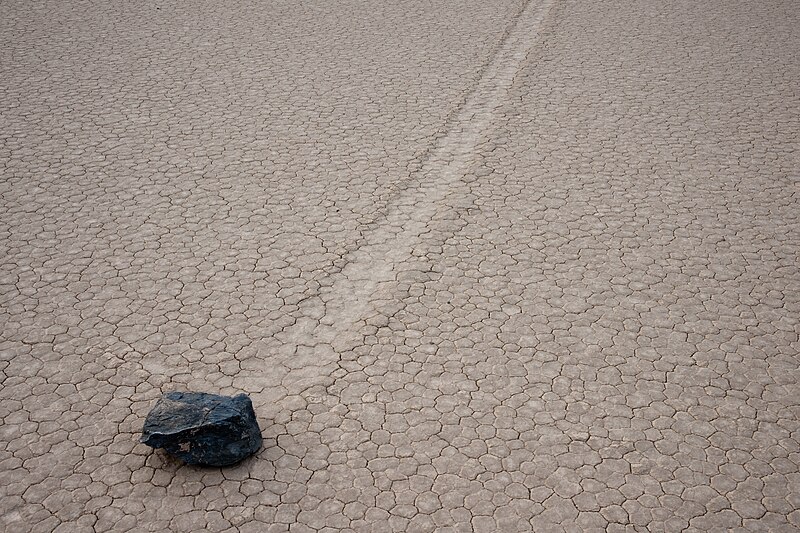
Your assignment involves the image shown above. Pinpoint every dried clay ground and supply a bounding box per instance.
[1,0,799,531]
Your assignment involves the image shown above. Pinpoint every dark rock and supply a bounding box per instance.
[141,391,262,466]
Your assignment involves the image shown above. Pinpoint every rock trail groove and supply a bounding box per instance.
[268,0,555,392]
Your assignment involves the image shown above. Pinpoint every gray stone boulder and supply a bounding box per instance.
[141,391,262,466]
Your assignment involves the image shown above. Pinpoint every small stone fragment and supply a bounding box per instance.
[141,391,262,466]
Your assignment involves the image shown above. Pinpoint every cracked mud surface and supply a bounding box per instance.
[1,0,799,531]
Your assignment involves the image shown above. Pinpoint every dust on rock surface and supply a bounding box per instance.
[1,0,799,531]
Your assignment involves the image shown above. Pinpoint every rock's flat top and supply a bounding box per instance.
[1,0,799,531]
[142,392,252,436]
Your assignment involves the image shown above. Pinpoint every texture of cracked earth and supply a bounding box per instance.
[1,0,799,531]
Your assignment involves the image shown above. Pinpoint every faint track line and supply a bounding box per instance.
[243,0,555,393]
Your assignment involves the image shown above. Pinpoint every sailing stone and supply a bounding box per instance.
[141,391,262,466]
